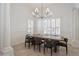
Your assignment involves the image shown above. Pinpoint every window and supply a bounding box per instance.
[27,18,60,35]
[27,19,33,34]
[55,18,60,35]
[37,18,60,35]
[37,19,42,34]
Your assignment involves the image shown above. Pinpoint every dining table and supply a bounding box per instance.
[29,34,64,52]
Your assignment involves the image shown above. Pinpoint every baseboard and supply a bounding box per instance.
[12,40,24,46]
[12,41,24,46]
[0,47,14,56]
[69,40,79,49]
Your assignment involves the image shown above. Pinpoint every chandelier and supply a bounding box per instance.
[32,4,53,18]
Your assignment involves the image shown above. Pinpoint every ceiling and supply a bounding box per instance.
[25,3,79,9]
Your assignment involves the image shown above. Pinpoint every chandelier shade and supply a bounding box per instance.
[32,4,53,18]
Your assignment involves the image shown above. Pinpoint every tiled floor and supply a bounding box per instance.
[13,43,79,56]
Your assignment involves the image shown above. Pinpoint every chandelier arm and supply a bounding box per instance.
[32,4,52,18]
[41,3,43,18]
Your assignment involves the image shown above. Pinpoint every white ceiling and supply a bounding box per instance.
[25,3,79,9]
[75,4,79,8]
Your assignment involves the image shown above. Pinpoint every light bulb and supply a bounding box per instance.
[35,8,39,13]
[32,12,35,16]
[32,7,52,18]
[46,8,50,13]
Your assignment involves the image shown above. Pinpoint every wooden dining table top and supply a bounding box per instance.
[31,34,64,41]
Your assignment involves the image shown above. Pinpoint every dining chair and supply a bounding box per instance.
[58,38,68,55]
[43,39,58,56]
[32,37,43,52]
[25,34,32,48]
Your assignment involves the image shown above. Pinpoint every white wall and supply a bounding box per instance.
[10,4,29,46]
[49,4,74,43]
[71,8,79,48]
[10,3,78,46]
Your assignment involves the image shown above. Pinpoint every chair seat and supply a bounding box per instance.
[58,42,67,47]
[43,40,58,56]
[44,44,55,48]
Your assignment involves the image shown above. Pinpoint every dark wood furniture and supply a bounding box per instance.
[43,39,59,56]
[32,37,43,52]
[25,34,68,55]
[30,34,63,52]
[57,38,68,55]
[25,34,33,48]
